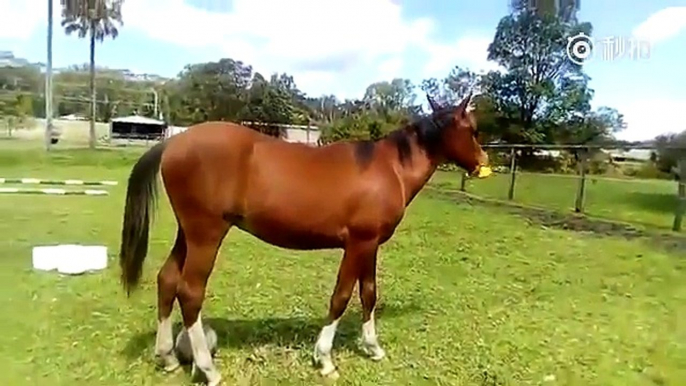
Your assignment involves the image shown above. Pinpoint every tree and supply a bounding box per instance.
[482,11,596,145]
[61,0,124,149]
[319,110,392,144]
[420,67,478,107]
[48,66,159,121]
[509,0,580,22]
[362,78,417,114]
[163,58,253,125]
[0,93,34,136]
[0,65,42,135]
[654,131,686,176]
[267,73,311,124]
[241,72,297,125]
[304,95,344,124]
[160,58,308,128]
[318,79,421,145]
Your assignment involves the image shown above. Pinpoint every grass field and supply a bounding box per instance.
[432,171,681,232]
[0,147,685,385]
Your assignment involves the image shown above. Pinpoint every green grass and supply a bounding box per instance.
[0,148,685,385]
[431,171,681,232]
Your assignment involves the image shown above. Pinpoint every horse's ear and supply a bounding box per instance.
[426,94,441,112]
[457,92,472,110]
[457,92,473,116]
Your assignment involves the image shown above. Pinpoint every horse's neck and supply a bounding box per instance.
[403,164,438,207]
[393,141,440,207]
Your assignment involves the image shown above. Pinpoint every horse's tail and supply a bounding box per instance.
[119,141,167,296]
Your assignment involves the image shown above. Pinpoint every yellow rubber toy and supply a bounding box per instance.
[477,165,492,178]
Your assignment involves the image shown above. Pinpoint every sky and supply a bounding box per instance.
[0,0,684,141]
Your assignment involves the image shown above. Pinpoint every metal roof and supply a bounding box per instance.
[111,115,165,125]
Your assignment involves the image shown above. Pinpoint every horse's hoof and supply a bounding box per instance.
[369,350,385,361]
[361,342,386,361]
[320,368,339,380]
[319,360,337,377]
[156,354,180,373]
[163,362,180,373]
[207,376,223,386]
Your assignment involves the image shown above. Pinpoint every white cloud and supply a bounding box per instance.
[1,0,495,99]
[0,0,50,40]
[611,98,686,141]
[121,0,438,98]
[377,57,404,79]
[121,0,496,98]
[422,35,501,78]
[632,6,686,44]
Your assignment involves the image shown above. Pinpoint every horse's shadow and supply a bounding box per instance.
[121,301,421,362]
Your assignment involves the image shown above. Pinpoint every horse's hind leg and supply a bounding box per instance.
[177,216,229,386]
[314,238,378,377]
[155,226,186,372]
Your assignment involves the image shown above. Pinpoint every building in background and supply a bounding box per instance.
[241,121,320,146]
[0,51,30,68]
[109,115,167,141]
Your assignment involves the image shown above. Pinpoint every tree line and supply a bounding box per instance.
[0,1,683,176]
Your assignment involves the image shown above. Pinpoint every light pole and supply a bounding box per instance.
[45,0,54,151]
[150,88,160,120]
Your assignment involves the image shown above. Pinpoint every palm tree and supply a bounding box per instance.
[60,0,123,149]
[510,0,580,22]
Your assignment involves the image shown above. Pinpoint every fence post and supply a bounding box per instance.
[574,149,588,213]
[460,171,467,191]
[507,147,517,200]
[673,159,685,232]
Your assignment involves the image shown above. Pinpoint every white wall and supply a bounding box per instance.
[163,124,320,145]
[284,127,319,145]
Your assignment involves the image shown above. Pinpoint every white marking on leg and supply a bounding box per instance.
[313,318,340,377]
[187,314,222,386]
[155,316,179,371]
[362,310,385,360]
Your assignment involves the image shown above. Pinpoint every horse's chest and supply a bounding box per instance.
[376,211,404,245]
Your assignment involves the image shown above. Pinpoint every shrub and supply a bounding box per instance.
[625,162,672,180]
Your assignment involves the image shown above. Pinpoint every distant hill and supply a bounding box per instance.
[0,50,168,84]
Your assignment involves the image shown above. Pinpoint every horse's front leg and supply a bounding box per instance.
[358,247,385,361]
[313,238,377,377]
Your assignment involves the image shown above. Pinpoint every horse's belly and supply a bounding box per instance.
[236,215,346,250]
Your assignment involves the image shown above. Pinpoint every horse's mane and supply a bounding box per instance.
[353,106,458,168]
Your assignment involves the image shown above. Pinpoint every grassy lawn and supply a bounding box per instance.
[0,147,684,385]
[431,171,681,232]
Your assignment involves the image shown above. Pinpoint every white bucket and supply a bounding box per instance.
[83,246,108,271]
[32,245,61,271]
[32,244,108,274]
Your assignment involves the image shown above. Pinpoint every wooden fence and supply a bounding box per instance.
[457,144,686,232]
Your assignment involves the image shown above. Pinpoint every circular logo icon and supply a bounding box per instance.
[566,32,594,65]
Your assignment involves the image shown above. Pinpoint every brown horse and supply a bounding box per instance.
[118,93,490,385]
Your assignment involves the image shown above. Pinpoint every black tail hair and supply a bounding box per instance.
[119,141,167,296]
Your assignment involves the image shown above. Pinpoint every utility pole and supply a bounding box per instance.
[45,0,54,151]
